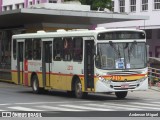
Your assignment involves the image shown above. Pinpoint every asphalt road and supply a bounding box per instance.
[0,82,160,119]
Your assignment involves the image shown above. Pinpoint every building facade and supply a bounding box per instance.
[98,0,160,58]
[0,0,62,12]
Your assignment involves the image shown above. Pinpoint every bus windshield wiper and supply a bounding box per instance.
[109,41,121,59]
[128,41,137,61]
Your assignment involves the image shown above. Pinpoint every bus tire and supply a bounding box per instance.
[74,79,87,99]
[31,75,42,94]
[67,91,74,97]
[115,91,128,99]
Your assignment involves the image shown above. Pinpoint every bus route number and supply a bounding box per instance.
[111,76,121,81]
[67,65,73,70]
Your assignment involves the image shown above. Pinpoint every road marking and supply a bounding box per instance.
[0,109,6,111]
[0,104,11,106]
[37,105,83,111]
[131,102,160,107]
[0,101,91,106]
[14,102,69,105]
[151,101,160,104]
[104,102,160,110]
[8,106,43,111]
[60,105,113,111]
[14,101,91,105]
[86,104,143,111]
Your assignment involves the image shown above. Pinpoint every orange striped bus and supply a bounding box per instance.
[11,28,148,99]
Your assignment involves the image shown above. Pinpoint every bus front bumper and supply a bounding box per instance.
[95,77,148,92]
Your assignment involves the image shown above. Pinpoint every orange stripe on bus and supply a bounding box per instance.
[11,70,147,78]
[11,70,84,77]
[102,74,147,77]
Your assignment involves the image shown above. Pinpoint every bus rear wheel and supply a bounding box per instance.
[74,79,87,99]
[31,75,44,94]
[115,91,128,99]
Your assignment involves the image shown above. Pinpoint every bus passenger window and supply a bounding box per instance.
[53,38,63,61]
[25,39,32,60]
[73,37,83,61]
[33,39,41,60]
[63,37,72,61]
[13,39,17,60]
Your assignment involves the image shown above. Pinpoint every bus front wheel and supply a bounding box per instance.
[115,91,128,99]
[74,79,87,99]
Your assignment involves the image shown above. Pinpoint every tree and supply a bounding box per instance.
[64,0,112,10]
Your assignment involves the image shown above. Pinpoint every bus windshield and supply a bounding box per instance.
[95,42,147,70]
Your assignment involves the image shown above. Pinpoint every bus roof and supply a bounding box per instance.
[12,28,145,39]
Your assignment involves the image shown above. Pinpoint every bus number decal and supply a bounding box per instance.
[111,76,121,81]
[67,65,73,70]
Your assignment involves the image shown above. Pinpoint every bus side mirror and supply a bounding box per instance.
[146,45,149,62]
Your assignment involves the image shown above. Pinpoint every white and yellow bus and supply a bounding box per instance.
[11,28,148,99]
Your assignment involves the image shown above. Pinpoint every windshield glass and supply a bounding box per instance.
[95,42,147,70]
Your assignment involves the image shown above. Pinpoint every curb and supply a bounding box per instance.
[149,87,160,92]
[0,79,14,84]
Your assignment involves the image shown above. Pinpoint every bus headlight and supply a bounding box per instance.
[98,76,105,82]
[98,76,111,85]
[106,79,111,84]
[138,77,147,83]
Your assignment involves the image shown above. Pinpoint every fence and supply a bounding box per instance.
[148,67,160,90]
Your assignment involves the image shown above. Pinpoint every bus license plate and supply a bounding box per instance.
[121,84,129,88]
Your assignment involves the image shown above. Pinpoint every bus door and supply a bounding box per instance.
[84,40,94,91]
[17,41,24,85]
[42,40,52,87]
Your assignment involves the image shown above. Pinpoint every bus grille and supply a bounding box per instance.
[110,84,138,90]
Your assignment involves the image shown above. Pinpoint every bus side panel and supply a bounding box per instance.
[28,72,32,86]
[37,72,43,88]
[80,76,85,92]
[20,71,23,84]
[12,71,18,84]
[12,71,23,85]
[28,61,43,88]
[49,74,84,91]
[50,74,71,91]
[50,60,85,91]
[11,39,18,84]
[50,74,61,90]
[50,74,67,90]
[50,61,66,90]
[65,75,72,90]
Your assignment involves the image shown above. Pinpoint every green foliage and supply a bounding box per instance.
[64,0,112,10]
[81,0,112,10]
[91,0,112,10]
[79,0,93,5]
[64,0,77,1]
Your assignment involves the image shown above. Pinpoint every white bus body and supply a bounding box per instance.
[11,28,148,99]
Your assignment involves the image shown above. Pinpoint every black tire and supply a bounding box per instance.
[74,79,87,99]
[31,75,44,94]
[115,91,128,99]
[67,91,74,97]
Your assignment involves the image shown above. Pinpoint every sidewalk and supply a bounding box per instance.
[0,79,13,83]
[149,86,160,92]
